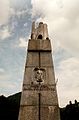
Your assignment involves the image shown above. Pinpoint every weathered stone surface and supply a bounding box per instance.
[18,106,38,120]
[26,52,39,67]
[45,67,56,84]
[18,22,60,120]
[19,106,60,120]
[20,90,38,105]
[31,22,49,40]
[28,39,51,51]
[40,106,60,120]
[40,52,53,67]
[20,90,58,106]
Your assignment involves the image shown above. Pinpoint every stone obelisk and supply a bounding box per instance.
[18,22,60,120]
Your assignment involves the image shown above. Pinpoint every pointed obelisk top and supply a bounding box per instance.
[31,21,49,40]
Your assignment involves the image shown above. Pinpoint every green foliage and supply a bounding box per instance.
[0,92,79,120]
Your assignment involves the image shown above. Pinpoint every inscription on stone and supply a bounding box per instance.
[23,84,56,91]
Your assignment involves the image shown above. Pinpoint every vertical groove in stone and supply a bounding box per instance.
[38,93,41,120]
[39,52,41,68]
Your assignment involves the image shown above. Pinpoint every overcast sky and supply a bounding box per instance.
[0,0,79,107]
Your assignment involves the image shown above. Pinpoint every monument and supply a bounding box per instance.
[18,22,60,120]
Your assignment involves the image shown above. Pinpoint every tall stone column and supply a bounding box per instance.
[18,22,60,120]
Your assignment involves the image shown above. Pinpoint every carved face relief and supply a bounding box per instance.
[33,67,45,84]
[35,69,43,82]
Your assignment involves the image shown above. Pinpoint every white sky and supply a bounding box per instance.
[0,0,79,107]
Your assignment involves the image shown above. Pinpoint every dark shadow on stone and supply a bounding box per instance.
[38,34,42,39]
[46,37,49,40]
